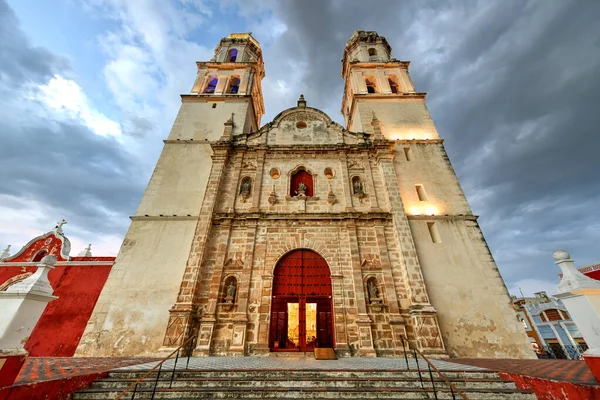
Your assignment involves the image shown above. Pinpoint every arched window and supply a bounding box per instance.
[368,48,377,56]
[365,76,377,94]
[32,250,48,262]
[228,48,238,62]
[203,75,218,93]
[290,169,313,197]
[227,76,240,94]
[388,75,400,94]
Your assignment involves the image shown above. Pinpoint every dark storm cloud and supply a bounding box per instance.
[262,0,600,292]
[0,0,69,87]
[0,0,144,237]
[0,118,144,234]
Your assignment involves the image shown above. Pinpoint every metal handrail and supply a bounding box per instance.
[400,336,469,400]
[114,336,196,400]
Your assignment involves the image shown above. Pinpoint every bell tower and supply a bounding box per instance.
[188,33,265,135]
[341,30,438,140]
[75,33,265,357]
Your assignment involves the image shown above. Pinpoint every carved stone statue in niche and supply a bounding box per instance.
[368,280,378,302]
[223,280,237,311]
[296,182,307,196]
[368,280,383,312]
[353,179,366,200]
[353,180,363,194]
[239,180,251,202]
[227,281,237,299]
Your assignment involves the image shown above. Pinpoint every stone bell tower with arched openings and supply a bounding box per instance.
[77,31,534,360]
[75,33,266,357]
[340,30,534,358]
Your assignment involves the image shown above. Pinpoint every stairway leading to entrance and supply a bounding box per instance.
[72,356,536,399]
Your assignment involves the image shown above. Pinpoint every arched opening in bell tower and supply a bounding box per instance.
[365,76,377,93]
[227,48,238,62]
[227,76,240,94]
[269,249,334,352]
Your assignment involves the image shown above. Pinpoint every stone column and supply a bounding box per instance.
[552,250,600,383]
[0,256,57,386]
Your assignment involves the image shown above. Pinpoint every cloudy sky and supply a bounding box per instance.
[1,0,599,297]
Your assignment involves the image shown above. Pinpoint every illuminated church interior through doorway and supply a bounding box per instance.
[269,249,334,352]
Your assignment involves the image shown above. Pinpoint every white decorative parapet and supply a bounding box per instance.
[0,255,58,352]
[552,250,600,382]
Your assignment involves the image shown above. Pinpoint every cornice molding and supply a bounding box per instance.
[181,94,252,101]
[394,139,444,145]
[130,215,200,221]
[407,214,478,221]
[0,261,115,268]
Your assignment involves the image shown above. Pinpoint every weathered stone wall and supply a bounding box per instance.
[75,219,197,356]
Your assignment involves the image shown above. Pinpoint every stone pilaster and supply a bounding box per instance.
[339,151,355,211]
[250,150,266,212]
[346,223,376,356]
[376,147,445,354]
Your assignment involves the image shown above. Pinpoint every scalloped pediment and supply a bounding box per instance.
[244,106,366,146]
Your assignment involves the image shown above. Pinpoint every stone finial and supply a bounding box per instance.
[370,112,385,140]
[220,114,234,141]
[78,244,93,257]
[553,249,600,294]
[0,244,10,260]
[298,94,306,108]
[552,250,570,261]
[54,219,67,234]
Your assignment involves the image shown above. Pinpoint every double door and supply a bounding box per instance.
[270,296,333,352]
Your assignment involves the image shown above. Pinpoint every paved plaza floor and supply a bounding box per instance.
[115,355,488,372]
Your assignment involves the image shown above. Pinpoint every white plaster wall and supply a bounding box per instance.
[75,219,197,356]
[354,99,440,140]
[561,294,600,349]
[136,143,212,216]
[409,219,535,358]
[393,144,471,216]
[168,100,251,141]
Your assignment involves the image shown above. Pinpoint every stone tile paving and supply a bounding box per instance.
[14,357,159,385]
[115,355,489,372]
[451,358,598,386]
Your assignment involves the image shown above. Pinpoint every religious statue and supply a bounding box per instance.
[227,281,237,300]
[240,180,251,195]
[353,179,363,195]
[368,280,378,302]
[296,182,307,196]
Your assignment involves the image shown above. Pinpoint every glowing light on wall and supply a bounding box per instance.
[408,205,439,216]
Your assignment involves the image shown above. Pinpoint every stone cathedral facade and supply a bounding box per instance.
[76,32,534,359]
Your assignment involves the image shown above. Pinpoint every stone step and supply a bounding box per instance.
[107,369,500,380]
[73,386,535,400]
[90,376,517,390]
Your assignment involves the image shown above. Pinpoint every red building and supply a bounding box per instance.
[0,224,114,356]
[579,263,600,281]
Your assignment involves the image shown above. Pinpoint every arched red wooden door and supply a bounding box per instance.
[269,249,334,352]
